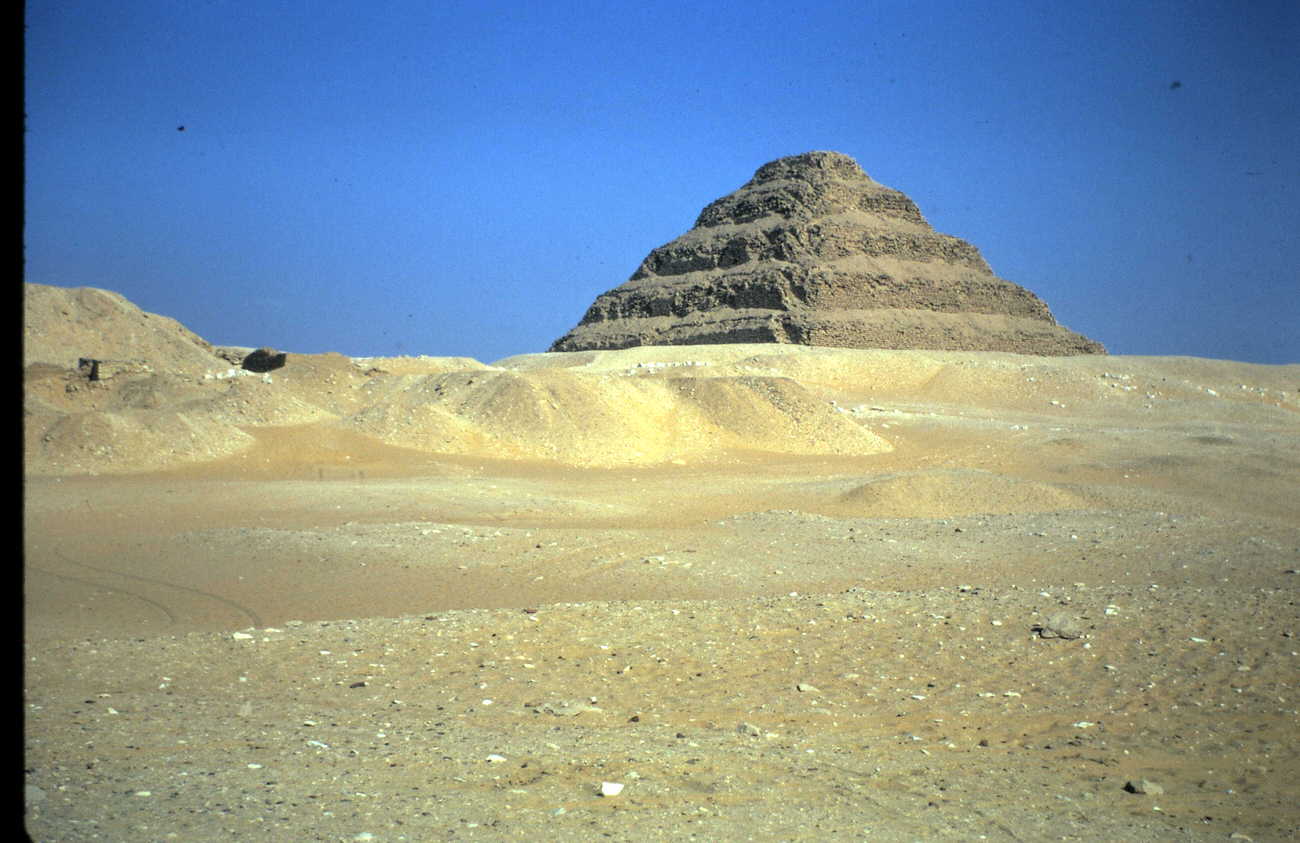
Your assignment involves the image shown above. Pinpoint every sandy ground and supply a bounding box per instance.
[23,346,1300,841]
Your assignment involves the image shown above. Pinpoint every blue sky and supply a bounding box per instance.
[25,0,1300,364]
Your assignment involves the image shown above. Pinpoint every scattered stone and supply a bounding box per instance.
[538,699,603,717]
[796,683,821,693]
[737,722,762,737]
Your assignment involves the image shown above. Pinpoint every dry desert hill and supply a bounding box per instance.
[22,281,1300,841]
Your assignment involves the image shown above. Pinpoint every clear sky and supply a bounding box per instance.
[24,0,1300,364]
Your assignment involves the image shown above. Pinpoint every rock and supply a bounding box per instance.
[214,346,252,365]
[242,347,287,372]
[1124,779,1164,796]
[1036,612,1084,639]
[550,151,1105,355]
[599,781,624,797]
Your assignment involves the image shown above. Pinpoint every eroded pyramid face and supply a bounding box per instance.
[551,151,1104,356]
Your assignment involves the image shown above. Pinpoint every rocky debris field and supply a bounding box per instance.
[23,548,1299,841]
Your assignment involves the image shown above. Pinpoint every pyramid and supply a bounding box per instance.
[550,151,1105,355]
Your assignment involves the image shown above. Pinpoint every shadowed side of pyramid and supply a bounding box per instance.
[551,151,1104,356]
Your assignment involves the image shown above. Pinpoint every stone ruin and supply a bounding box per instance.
[76,357,152,381]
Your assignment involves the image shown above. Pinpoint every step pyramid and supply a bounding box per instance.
[551,151,1104,356]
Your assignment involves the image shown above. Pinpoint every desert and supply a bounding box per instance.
[26,0,1300,832]
[22,145,1300,843]
[23,278,1300,841]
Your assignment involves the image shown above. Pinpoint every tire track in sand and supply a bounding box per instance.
[29,564,179,626]
[53,550,265,630]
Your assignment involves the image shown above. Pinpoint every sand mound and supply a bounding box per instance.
[23,363,347,475]
[24,284,226,373]
[837,469,1090,517]
[26,409,256,475]
[344,368,891,467]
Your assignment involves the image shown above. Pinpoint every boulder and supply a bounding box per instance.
[241,347,287,372]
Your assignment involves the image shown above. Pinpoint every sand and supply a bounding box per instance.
[23,340,1300,841]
